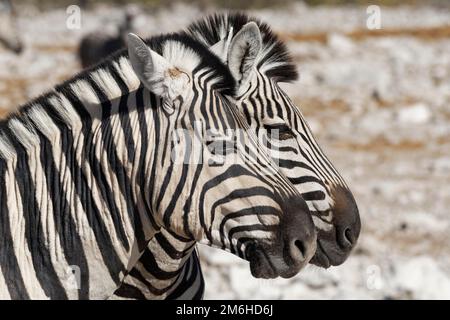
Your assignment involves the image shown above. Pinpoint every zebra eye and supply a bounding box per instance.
[278,131,294,141]
[264,124,294,141]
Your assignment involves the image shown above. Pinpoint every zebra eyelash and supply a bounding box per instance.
[263,123,294,141]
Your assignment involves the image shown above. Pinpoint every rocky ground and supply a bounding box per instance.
[0,2,449,299]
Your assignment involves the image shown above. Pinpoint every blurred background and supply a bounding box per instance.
[1,0,449,299]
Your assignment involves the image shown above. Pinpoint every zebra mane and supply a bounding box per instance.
[187,12,298,83]
[60,32,236,99]
[0,32,235,160]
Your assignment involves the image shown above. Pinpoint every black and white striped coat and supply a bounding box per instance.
[114,13,360,300]
[0,31,316,299]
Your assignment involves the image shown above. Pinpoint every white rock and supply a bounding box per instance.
[401,211,449,233]
[198,246,241,266]
[397,103,432,124]
[229,265,254,298]
[391,256,450,299]
[327,33,355,55]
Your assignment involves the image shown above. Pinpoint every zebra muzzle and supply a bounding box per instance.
[246,195,317,279]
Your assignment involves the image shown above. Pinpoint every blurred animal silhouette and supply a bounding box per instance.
[78,7,138,68]
[0,0,23,54]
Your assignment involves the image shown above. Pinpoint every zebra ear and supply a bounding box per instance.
[227,22,262,87]
[127,33,189,100]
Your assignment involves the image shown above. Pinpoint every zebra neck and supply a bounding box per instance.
[114,235,199,300]
[58,56,161,240]
[0,57,164,298]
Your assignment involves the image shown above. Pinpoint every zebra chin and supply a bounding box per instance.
[309,239,347,268]
[310,185,361,268]
[243,195,318,279]
[245,239,317,279]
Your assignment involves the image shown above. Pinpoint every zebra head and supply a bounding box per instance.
[126,33,317,278]
[187,13,361,268]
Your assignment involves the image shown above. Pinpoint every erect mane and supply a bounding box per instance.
[58,32,236,102]
[0,32,235,121]
[187,12,298,83]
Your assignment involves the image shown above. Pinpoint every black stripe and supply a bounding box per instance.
[138,249,184,281]
[210,187,279,240]
[34,113,90,298]
[0,159,30,299]
[228,224,277,255]
[182,162,202,239]
[85,76,131,252]
[276,84,292,120]
[58,91,126,284]
[214,94,227,131]
[109,65,136,162]
[191,251,205,300]
[218,206,280,250]
[124,268,175,296]
[10,131,68,299]
[198,165,257,242]
[302,190,326,201]
[134,87,156,250]
[156,101,186,215]
[241,101,252,125]
[289,175,326,189]
[154,233,195,260]
[235,237,255,259]
[162,160,190,229]
[279,158,315,172]
[114,283,146,300]
[166,252,204,300]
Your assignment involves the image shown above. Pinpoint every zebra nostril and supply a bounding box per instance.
[294,240,306,257]
[289,239,307,263]
[340,227,355,248]
[280,194,317,267]
[345,228,353,243]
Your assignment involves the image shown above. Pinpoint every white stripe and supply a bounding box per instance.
[26,142,76,298]
[0,133,16,160]
[91,69,122,101]
[113,57,141,92]
[5,160,48,299]
[8,118,37,151]
[49,93,82,130]
[70,80,102,119]
[55,126,120,298]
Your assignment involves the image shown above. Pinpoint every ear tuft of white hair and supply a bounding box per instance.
[227,22,262,86]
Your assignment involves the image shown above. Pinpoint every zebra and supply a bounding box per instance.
[113,13,361,300]
[189,13,361,268]
[0,30,317,299]
[0,0,23,54]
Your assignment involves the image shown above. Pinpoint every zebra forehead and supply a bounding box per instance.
[161,40,201,74]
[142,33,235,95]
